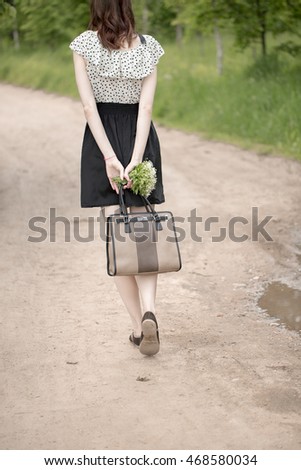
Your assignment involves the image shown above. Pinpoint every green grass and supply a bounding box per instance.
[155,39,301,159]
[0,46,77,97]
[0,38,300,160]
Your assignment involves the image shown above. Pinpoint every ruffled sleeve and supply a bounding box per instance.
[144,35,165,67]
[69,31,97,61]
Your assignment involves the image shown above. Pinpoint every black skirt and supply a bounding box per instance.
[80,102,165,208]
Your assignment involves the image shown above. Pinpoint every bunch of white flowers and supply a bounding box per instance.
[113,160,157,197]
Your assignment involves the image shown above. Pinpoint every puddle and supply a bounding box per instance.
[258,282,301,333]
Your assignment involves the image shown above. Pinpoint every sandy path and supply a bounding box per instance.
[0,83,301,450]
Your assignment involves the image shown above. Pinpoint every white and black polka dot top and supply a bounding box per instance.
[69,31,164,104]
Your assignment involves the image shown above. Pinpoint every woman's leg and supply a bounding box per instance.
[129,206,158,315]
[102,205,142,337]
[129,206,160,356]
[113,276,143,336]
[135,273,158,314]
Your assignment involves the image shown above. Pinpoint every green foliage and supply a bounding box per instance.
[0,0,89,48]
[147,0,176,39]
[0,0,14,16]
[218,1,285,54]
[170,0,222,35]
[161,0,301,56]
[0,0,18,45]
[275,40,301,57]
[1,0,301,56]
[20,0,70,46]
[132,0,176,38]
[245,52,282,79]
[220,0,301,56]
[22,0,90,46]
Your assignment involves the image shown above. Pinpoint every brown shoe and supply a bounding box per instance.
[139,311,160,356]
[129,332,141,347]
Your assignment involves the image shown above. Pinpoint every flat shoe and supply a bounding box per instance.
[129,332,141,347]
[139,311,160,356]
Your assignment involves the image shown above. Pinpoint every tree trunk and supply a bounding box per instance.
[196,32,204,56]
[176,24,183,46]
[212,0,223,75]
[11,0,20,49]
[255,0,267,56]
[214,23,223,75]
[13,22,20,50]
[142,3,148,34]
[260,28,267,56]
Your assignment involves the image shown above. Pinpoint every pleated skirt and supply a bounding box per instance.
[80,102,165,208]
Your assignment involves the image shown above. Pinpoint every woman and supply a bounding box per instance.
[70,0,165,356]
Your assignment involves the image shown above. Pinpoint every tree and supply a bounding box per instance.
[19,0,89,48]
[132,0,177,40]
[171,0,301,65]
[169,0,226,74]
[221,0,301,57]
[273,0,301,56]
[0,0,90,49]
[212,0,223,75]
[0,0,20,48]
[163,0,186,44]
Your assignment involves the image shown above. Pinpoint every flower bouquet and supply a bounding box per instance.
[112,160,157,198]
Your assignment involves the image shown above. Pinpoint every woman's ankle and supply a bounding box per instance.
[133,326,142,337]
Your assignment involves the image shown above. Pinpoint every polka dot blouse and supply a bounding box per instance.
[69,30,164,104]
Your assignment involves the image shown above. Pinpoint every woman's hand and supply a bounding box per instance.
[105,157,124,194]
[123,159,140,189]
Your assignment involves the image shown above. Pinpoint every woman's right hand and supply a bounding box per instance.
[105,156,124,194]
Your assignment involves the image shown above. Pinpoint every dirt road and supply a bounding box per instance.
[0,83,301,450]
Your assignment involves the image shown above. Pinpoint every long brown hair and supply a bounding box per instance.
[89,0,136,50]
